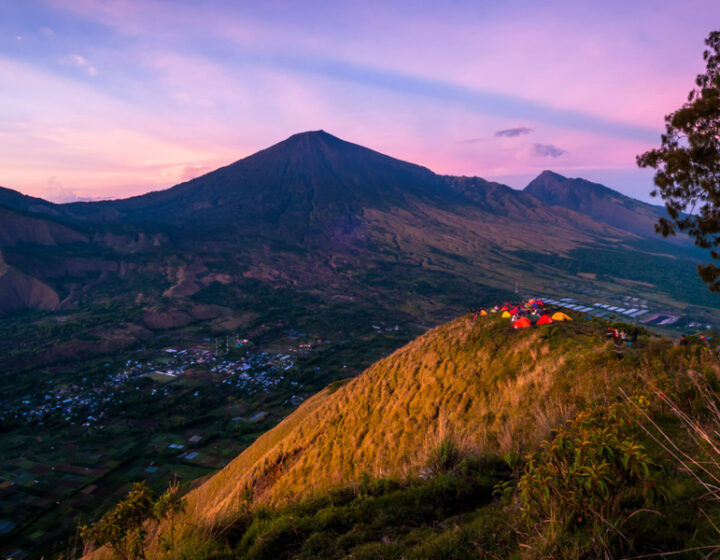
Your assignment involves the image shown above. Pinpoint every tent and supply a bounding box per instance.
[536,300,544,306]
[480,309,488,316]
[513,317,532,329]
[500,306,509,311]
[536,314,553,325]
[501,310,512,318]
[551,312,572,321]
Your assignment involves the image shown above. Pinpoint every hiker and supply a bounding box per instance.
[631,329,639,343]
[605,327,614,342]
[679,335,689,346]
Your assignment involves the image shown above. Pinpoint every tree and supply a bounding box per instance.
[81,481,156,560]
[154,479,187,560]
[637,31,720,290]
[81,479,187,560]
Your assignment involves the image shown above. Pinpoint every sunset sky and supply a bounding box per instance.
[1,0,717,202]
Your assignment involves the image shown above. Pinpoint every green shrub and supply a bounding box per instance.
[512,397,668,557]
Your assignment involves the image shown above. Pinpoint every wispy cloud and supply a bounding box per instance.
[460,137,488,143]
[44,176,80,202]
[532,143,567,158]
[495,126,533,137]
[63,54,98,76]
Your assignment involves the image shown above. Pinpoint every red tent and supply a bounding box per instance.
[536,314,553,325]
[513,317,532,329]
[500,306,509,311]
[536,300,544,306]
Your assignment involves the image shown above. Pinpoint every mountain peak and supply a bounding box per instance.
[536,169,567,181]
[524,169,669,239]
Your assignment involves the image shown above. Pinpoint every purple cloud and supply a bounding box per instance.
[532,143,567,158]
[495,126,533,137]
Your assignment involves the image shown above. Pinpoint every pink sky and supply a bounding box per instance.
[1,0,718,202]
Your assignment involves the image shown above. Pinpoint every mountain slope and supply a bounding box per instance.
[65,131,449,237]
[75,311,714,560]
[0,251,59,315]
[524,170,669,239]
[64,132,625,246]
[0,208,86,314]
[1,132,716,357]
[0,206,87,247]
[174,313,634,529]
[0,186,65,218]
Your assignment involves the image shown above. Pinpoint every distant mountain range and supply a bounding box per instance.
[0,131,715,365]
[524,170,674,241]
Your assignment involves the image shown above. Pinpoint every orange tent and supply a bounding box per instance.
[480,310,488,316]
[551,311,572,321]
[536,314,553,325]
[513,317,532,329]
[500,306,509,311]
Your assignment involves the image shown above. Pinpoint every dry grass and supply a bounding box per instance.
[83,316,720,560]
[165,313,632,542]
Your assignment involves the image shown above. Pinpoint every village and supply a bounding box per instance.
[0,335,318,430]
[0,330,342,560]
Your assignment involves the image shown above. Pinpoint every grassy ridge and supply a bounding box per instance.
[84,312,720,559]
[166,314,649,529]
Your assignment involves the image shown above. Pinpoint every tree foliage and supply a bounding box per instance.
[81,480,187,560]
[81,481,156,560]
[637,30,720,290]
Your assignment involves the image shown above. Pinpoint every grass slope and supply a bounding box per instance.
[168,314,649,529]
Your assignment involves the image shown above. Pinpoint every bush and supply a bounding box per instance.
[511,397,668,558]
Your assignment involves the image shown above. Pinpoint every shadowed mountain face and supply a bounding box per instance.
[0,131,716,332]
[66,131,455,241]
[524,170,670,240]
[61,133,617,245]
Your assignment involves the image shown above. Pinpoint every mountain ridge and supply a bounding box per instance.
[80,311,720,560]
[523,169,673,240]
[0,131,714,330]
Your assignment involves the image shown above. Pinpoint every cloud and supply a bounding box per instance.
[41,27,55,37]
[64,54,98,76]
[177,164,212,181]
[44,176,81,202]
[460,137,488,143]
[532,143,567,158]
[495,126,533,137]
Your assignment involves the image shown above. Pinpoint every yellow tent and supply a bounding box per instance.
[551,311,572,321]
[501,310,512,318]
[480,310,488,316]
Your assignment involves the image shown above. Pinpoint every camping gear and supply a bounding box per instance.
[536,314,553,325]
[551,312,572,321]
[501,311,512,318]
[513,317,532,329]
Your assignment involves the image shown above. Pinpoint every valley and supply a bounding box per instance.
[1,131,719,559]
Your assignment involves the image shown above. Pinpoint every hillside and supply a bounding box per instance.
[524,170,670,239]
[187,313,610,523]
[80,311,720,559]
[0,131,717,339]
